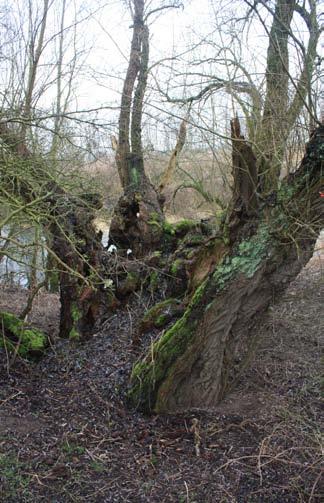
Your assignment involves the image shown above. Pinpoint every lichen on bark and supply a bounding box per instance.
[129,126,323,414]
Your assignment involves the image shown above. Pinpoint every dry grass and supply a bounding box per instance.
[82,148,233,220]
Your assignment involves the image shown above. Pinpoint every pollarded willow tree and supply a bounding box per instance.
[129,120,324,413]
[124,0,324,412]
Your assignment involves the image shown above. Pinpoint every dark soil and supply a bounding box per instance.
[0,236,323,502]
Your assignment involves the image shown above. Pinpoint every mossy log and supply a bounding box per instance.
[0,312,48,358]
[129,125,324,413]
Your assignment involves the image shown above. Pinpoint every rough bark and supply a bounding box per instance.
[49,190,106,339]
[229,116,259,231]
[129,125,324,414]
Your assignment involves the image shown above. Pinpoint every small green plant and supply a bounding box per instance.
[89,460,106,473]
[69,327,81,340]
[62,441,85,456]
[149,271,159,291]
[0,454,31,499]
[170,259,183,275]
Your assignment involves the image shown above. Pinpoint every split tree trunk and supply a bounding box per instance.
[109,0,164,256]
[129,125,324,414]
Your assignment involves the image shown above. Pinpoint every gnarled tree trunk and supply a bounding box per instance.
[0,122,106,340]
[49,190,105,339]
[129,124,324,414]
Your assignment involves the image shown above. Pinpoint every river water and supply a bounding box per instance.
[1,224,322,289]
[0,221,111,288]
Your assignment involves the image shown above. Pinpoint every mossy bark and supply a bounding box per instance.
[51,194,105,339]
[139,298,184,333]
[129,125,324,414]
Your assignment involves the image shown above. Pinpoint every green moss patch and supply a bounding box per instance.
[68,302,82,340]
[173,219,198,234]
[0,312,48,358]
[129,281,207,411]
[140,298,183,333]
[163,219,198,237]
[148,271,159,292]
[170,258,184,275]
[181,233,205,246]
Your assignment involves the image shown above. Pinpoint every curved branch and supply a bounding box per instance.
[144,2,183,22]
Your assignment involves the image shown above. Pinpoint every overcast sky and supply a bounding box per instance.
[0,0,321,153]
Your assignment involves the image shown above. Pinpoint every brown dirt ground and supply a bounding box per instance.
[0,235,323,502]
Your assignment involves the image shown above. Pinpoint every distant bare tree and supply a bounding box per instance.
[157,0,322,192]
